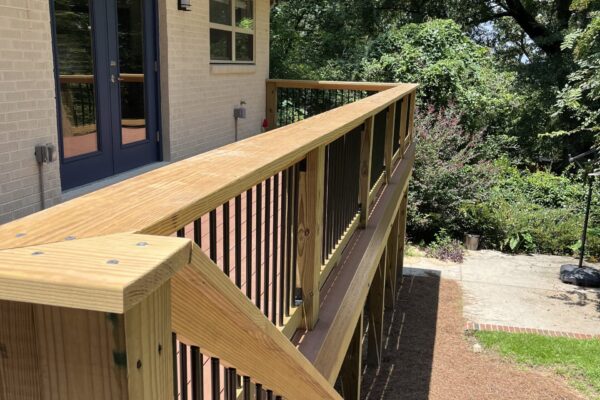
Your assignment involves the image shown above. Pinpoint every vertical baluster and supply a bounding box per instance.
[271,174,279,324]
[227,369,237,400]
[179,343,188,400]
[255,183,262,309]
[266,390,273,400]
[211,358,220,400]
[191,346,203,400]
[194,218,202,247]
[255,384,263,400]
[246,189,253,298]
[209,210,217,262]
[223,202,230,276]
[235,195,242,288]
[177,228,185,238]
[243,377,251,400]
[264,177,271,318]
[323,145,330,264]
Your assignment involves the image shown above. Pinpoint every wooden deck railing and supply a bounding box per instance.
[0,79,417,400]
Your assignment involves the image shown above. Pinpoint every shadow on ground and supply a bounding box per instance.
[361,272,440,400]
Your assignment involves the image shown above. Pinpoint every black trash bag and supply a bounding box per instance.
[560,264,600,288]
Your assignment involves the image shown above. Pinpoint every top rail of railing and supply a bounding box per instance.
[0,82,417,251]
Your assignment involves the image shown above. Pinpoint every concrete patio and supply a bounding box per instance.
[405,250,600,336]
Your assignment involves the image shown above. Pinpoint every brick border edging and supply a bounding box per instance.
[465,321,600,340]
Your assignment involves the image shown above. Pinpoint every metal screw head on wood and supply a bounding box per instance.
[136,241,149,247]
[106,259,119,265]
[31,251,44,256]
[15,233,26,238]
[64,236,76,241]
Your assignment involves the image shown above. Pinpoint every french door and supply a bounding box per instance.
[52,0,160,190]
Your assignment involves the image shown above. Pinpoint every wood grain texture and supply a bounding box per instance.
[384,103,396,184]
[359,117,374,228]
[339,313,362,400]
[297,147,325,330]
[398,95,409,156]
[124,282,173,400]
[0,85,417,251]
[367,253,386,368]
[171,245,341,400]
[266,81,278,131]
[267,79,400,92]
[0,301,40,400]
[385,216,399,310]
[33,306,128,400]
[0,234,191,313]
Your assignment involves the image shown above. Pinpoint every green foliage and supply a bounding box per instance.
[475,331,600,398]
[360,20,521,133]
[461,161,600,257]
[424,229,465,263]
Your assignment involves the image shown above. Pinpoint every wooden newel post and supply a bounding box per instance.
[266,81,278,131]
[297,146,325,330]
[384,103,396,183]
[398,96,409,156]
[359,117,374,228]
[0,283,173,400]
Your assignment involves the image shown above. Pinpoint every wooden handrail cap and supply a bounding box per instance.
[0,233,191,313]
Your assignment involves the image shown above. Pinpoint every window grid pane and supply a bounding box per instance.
[210,0,254,62]
[210,0,232,25]
[210,29,233,61]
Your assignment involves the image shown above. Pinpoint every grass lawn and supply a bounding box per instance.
[475,331,600,399]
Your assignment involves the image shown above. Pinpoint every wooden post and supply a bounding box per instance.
[385,217,399,310]
[297,146,325,330]
[359,117,374,228]
[0,282,173,400]
[266,81,278,131]
[398,96,409,156]
[367,251,386,368]
[339,313,363,400]
[407,92,416,144]
[383,103,396,183]
[396,191,408,279]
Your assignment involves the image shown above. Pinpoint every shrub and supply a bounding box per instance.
[425,229,465,263]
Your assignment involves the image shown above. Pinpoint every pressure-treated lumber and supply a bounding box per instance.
[171,245,341,400]
[384,103,396,183]
[398,95,409,155]
[297,142,415,384]
[385,217,400,310]
[0,234,191,313]
[359,117,374,228]
[396,192,409,278]
[1,282,173,400]
[297,147,325,329]
[0,85,417,251]
[367,252,386,368]
[266,80,278,131]
[320,213,360,289]
[267,79,399,92]
[339,313,363,400]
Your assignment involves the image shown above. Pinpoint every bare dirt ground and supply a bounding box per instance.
[360,273,584,400]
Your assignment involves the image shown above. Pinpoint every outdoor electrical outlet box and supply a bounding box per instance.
[35,143,56,164]
[234,106,247,119]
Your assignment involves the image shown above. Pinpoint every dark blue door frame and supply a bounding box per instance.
[51,0,160,190]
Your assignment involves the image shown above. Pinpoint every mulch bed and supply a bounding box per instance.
[360,272,584,400]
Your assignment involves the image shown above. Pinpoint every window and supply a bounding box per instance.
[210,0,254,63]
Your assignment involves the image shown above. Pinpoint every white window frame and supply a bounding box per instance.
[209,0,256,64]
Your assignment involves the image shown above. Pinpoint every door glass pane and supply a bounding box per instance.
[210,0,232,25]
[118,0,147,145]
[236,33,253,61]
[210,29,233,61]
[235,0,253,29]
[54,0,98,158]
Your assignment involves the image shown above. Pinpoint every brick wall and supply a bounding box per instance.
[161,0,270,161]
[0,0,61,224]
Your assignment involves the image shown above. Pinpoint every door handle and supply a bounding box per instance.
[111,74,116,84]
